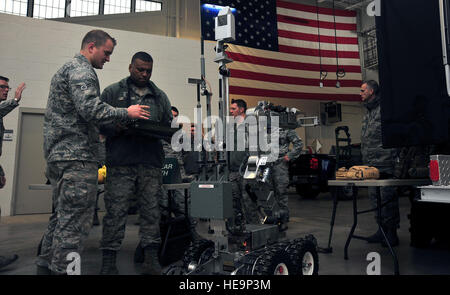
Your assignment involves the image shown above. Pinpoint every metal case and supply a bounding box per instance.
[190,181,233,219]
[430,155,450,186]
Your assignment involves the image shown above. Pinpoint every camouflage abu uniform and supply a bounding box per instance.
[99,77,172,251]
[0,99,19,178]
[162,139,187,217]
[0,97,20,268]
[229,120,259,230]
[40,53,129,274]
[361,95,399,229]
[269,128,303,223]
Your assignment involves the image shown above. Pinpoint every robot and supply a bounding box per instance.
[163,7,319,276]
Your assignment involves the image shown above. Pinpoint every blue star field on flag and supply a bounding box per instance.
[200,0,279,51]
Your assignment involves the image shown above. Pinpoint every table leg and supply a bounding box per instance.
[377,195,400,275]
[319,187,338,254]
[344,190,358,260]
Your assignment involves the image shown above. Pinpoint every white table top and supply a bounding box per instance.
[328,179,431,187]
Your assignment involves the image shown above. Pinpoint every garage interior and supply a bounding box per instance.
[1,0,450,276]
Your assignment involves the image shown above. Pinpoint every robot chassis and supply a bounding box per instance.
[164,7,319,276]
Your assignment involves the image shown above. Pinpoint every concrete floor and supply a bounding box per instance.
[1,188,450,275]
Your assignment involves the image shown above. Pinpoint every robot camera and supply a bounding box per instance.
[215,6,235,42]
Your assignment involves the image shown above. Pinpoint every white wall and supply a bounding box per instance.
[53,0,201,40]
[0,12,219,216]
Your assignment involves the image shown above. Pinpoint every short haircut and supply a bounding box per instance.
[231,99,247,112]
[131,51,153,64]
[171,106,179,114]
[364,80,379,95]
[0,76,9,82]
[81,30,116,49]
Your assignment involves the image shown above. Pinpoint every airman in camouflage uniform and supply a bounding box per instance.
[37,30,150,275]
[269,127,303,231]
[228,99,259,232]
[0,76,25,270]
[98,51,172,275]
[360,80,399,246]
[0,77,25,188]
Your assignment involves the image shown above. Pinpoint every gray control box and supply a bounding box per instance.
[190,182,233,219]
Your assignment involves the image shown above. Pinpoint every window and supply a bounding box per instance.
[68,0,100,17]
[362,27,378,69]
[0,0,162,17]
[33,0,65,19]
[0,0,28,17]
[136,0,161,13]
[104,0,131,15]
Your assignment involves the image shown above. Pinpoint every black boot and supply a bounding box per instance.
[382,227,399,247]
[35,256,51,275]
[279,212,289,232]
[190,219,202,241]
[142,246,162,275]
[0,254,18,270]
[36,265,51,275]
[100,250,119,275]
[93,210,100,226]
[279,222,288,232]
[366,229,383,243]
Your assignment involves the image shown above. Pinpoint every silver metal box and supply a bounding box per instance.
[245,224,280,250]
[419,185,450,203]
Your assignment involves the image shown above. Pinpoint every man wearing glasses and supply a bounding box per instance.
[0,75,26,270]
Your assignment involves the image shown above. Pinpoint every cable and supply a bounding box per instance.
[316,0,327,87]
[332,0,346,87]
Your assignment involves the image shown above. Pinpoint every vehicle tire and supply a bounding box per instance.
[296,184,320,199]
[163,265,187,275]
[251,247,294,275]
[182,239,215,269]
[286,236,319,275]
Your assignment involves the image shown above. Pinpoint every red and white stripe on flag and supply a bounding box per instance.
[226,0,362,102]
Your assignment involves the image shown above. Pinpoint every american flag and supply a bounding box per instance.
[201,0,362,102]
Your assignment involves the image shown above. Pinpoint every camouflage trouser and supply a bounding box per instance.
[270,160,290,221]
[229,171,259,225]
[37,161,98,274]
[129,165,189,216]
[368,185,400,229]
[100,165,163,251]
[161,188,186,218]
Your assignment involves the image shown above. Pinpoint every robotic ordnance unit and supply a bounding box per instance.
[164,6,319,276]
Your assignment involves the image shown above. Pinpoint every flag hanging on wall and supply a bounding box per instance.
[201,0,362,102]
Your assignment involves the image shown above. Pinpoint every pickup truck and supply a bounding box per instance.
[289,141,362,199]
[289,153,336,198]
